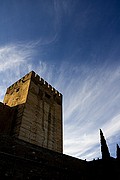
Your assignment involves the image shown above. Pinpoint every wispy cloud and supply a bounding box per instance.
[61,64,120,160]
[0,42,42,101]
[0,42,36,72]
[0,41,120,161]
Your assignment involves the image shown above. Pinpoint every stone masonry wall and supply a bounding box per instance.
[19,72,63,153]
[11,104,25,138]
[0,103,15,134]
[3,72,32,107]
[3,72,32,138]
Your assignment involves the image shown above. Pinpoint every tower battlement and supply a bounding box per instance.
[6,71,62,97]
[6,71,31,91]
[30,71,62,97]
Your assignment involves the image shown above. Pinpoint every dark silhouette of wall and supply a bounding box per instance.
[0,71,120,179]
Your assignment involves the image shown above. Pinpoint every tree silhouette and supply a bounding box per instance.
[100,129,110,159]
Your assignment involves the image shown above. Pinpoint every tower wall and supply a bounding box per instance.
[3,71,63,153]
[3,72,32,107]
[0,102,15,134]
[3,72,32,138]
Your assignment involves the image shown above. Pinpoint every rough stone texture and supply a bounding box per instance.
[0,102,15,134]
[0,135,87,180]
[3,71,63,153]
[3,72,32,107]
[11,104,25,138]
[0,135,120,180]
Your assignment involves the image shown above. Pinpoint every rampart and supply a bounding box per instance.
[0,102,16,134]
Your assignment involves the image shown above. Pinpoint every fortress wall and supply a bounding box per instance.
[0,102,15,134]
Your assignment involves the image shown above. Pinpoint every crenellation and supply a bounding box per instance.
[36,74,40,82]
[40,78,44,84]
[34,72,37,77]
[6,72,32,92]
[59,93,62,97]
[52,87,55,93]
[55,90,58,94]
[43,80,46,85]
[48,84,52,90]
[44,81,48,88]
[31,70,35,77]
[30,71,62,98]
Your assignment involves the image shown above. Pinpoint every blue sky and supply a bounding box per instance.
[0,0,120,160]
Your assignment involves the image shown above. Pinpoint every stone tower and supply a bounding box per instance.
[3,71,63,153]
